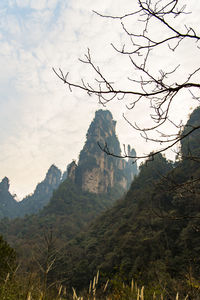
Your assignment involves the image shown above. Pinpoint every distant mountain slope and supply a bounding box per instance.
[19,164,62,216]
[0,165,62,219]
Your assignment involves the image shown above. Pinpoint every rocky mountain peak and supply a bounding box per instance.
[18,165,62,216]
[94,109,115,130]
[67,161,77,182]
[68,109,137,195]
[0,109,137,219]
[45,164,62,186]
[0,177,9,191]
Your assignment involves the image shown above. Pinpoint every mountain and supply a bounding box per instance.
[0,165,62,219]
[0,110,138,262]
[68,110,137,195]
[0,109,137,220]
[51,107,200,297]
[19,164,62,216]
[2,108,200,297]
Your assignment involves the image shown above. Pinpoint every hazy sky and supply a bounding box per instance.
[0,0,199,199]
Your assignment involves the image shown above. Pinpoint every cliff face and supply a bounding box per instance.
[68,110,137,195]
[181,106,200,158]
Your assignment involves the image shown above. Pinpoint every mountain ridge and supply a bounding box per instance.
[0,109,137,219]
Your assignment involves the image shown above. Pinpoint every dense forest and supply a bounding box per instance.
[0,107,200,299]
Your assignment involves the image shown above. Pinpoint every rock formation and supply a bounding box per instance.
[0,109,138,219]
[0,177,19,219]
[68,109,137,194]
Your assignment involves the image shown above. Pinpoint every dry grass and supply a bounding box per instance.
[0,270,195,299]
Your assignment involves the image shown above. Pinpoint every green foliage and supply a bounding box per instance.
[0,235,16,283]
[53,147,200,298]
[0,177,120,278]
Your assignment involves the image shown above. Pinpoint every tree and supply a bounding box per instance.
[0,235,16,280]
[53,0,200,162]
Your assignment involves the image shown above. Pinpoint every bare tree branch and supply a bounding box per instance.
[53,0,200,161]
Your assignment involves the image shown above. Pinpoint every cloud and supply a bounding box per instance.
[0,0,199,198]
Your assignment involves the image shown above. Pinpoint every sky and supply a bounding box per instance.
[0,0,200,200]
